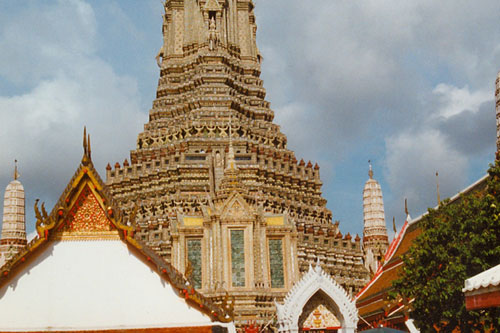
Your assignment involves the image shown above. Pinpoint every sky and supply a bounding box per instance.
[0,0,499,239]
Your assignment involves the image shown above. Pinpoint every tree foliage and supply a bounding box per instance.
[393,161,500,332]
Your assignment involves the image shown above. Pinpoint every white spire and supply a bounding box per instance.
[0,161,27,266]
[362,163,389,273]
[363,166,387,236]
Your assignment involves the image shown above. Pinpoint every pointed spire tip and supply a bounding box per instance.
[13,159,19,180]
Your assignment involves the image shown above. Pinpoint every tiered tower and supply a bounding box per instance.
[0,163,27,267]
[106,0,369,324]
[362,164,389,274]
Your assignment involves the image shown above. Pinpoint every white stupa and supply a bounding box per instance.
[0,161,27,267]
[362,163,389,274]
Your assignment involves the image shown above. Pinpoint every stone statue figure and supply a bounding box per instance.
[208,17,218,50]
[156,13,168,67]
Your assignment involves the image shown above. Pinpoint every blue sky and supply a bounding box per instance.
[0,0,499,239]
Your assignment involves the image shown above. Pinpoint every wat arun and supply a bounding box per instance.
[106,0,371,324]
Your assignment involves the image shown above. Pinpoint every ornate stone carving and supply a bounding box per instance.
[105,0,370,325]
[276,262,358,332]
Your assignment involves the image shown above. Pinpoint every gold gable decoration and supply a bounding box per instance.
[55,185,119,240]
[302,304,341,330]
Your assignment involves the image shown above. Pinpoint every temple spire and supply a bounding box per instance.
[157,0,260,66]
[0,162,27,267]
[362,164,389,274]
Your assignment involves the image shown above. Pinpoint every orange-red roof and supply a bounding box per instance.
[356,215,422,320]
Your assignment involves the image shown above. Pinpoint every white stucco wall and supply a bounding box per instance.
[0,240,225,331]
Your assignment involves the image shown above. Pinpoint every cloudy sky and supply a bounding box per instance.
[0,0,499,239]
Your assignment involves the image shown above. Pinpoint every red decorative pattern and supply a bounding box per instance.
[63,185,113,233]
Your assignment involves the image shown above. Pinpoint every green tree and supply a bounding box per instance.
[393,161,500,332]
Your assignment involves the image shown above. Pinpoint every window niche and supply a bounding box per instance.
[187,238,202,289]
[230,230,245,287]
[268,238,285,288]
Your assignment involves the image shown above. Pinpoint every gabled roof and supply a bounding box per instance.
[0,131,233,324]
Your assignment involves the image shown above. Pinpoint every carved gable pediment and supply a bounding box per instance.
[59,184,114,236]
[203,0,222,11]
[221,193,253,221]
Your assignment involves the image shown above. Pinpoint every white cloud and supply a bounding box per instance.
[386,129,468,212]
[255,0,499,233]
[432,84,492,119]
[0,0,97,85]
[0,0,144,232]
[384,82,494,222]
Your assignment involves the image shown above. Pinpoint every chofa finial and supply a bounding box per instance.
[83,126,87,156]
[82,126,92,164]
[88,133,92,159]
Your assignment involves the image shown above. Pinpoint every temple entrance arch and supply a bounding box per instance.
[276,262,358,333]
[298,290,342,331]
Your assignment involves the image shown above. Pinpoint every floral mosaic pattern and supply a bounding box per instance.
[187,238,202,289]
[269,239,284,288]
[231,230,245,287]
[63,185,112,233]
